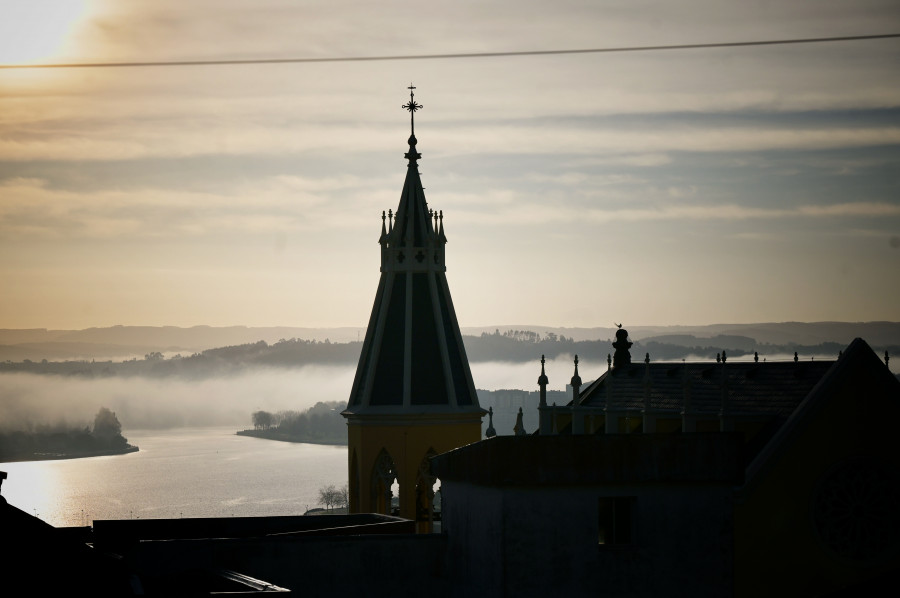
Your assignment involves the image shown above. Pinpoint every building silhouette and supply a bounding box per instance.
[342,86,485,530]
[2,92,898,597]
[433,330,900,596]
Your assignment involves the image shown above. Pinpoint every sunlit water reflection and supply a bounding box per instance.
[1,427,347,527]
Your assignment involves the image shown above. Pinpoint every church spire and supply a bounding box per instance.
[343,87,484,528]
[345,87,482,414]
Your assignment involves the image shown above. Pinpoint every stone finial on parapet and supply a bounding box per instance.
[612,327,632,367]
[571,355,584,434]
[538,355,553,436]
[538,354,549,408]
[571,355,582,402]
[514,407,526,436]
[485,406,496,438]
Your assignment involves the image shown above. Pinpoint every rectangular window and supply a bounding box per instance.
[598,497,635,546]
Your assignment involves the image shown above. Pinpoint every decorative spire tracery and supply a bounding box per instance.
[402,84,423,163]
[402,84,423,134]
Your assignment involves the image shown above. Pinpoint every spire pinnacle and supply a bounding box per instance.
[571,354,582,386]
[402,84,423,162]
[402,84,423,135]
[538,354,549,386]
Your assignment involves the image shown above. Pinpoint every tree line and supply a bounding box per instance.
[243,401,346,445]
[0,407,135,462]
[2,333,892,380]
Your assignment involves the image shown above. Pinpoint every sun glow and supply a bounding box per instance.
[0,1,89,64]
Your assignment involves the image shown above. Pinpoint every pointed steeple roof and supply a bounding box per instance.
[345,87,483,416]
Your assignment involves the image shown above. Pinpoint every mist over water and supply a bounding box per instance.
[0,361,556,432]
[0,365,356,432]
[0,351,845,433]
[0,359,576,432]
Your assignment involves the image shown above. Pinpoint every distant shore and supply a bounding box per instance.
[236,429,346,446]
[0,444,139,464]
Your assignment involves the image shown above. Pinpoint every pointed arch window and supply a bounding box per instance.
[415,448,440,532]
[372,449,397,516]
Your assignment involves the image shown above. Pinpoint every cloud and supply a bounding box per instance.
[0,175,397,239]
[5,111,895,163]
[1,0,898,328]
[437,125,900,157]
[584,202,900,223]
[576,154,673,168]
[796,202,900,217]
[446,200,900,228]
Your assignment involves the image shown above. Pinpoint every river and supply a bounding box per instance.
[0,427,348,527]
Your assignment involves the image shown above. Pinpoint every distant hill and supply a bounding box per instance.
[0,322,897,364]
[466,322,900,346]
[0,326,366,362]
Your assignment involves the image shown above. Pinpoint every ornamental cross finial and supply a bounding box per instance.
[402,83,423,136]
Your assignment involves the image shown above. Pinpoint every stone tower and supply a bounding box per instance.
[342,87,484,532]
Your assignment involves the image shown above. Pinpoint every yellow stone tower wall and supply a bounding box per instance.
[348,418,481,529]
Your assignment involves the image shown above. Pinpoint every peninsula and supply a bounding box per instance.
[0,407,138,463]
[236,401,346,446]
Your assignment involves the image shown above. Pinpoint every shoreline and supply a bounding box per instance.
[0,445,139,464]
[236,429,347,446]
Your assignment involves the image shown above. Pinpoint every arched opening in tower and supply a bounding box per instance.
[415,448,440,533]
[371,448,397,516]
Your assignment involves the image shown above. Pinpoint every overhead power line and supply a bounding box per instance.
[1,33,898,70]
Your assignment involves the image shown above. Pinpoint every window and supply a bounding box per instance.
[598,497,635,546]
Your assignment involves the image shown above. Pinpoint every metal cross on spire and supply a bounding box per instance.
[402,84,423,136]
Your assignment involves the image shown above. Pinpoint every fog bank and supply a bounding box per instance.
[2,353,833,433]
[0,366,355,432]
[0,359,570,432]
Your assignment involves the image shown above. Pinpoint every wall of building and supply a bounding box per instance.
[734,355,900,596]
[441,480,734,598]
[440,482,506,595]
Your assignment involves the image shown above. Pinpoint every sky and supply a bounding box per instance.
[1,0,899,331]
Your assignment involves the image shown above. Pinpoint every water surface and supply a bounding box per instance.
[1,427,347,527]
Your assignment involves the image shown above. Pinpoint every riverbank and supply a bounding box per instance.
[0,444,139,464]
[236,429,346,446]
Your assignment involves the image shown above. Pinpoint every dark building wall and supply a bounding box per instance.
[441,480,734,598]
[735,348,900,596]
[440,482,506,596]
